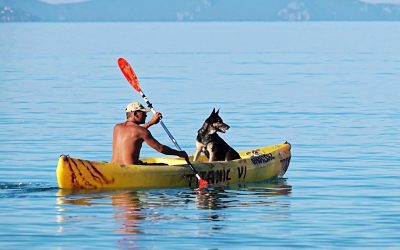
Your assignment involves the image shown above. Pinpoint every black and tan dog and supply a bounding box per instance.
[193,109,241,162]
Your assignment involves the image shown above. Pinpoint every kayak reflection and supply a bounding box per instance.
[56,189,145,234]
[55,179,292,239]
[195,181,292,210]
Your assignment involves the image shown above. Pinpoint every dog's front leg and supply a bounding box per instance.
[193,141,204,161]
[193,149,202,161]
[206,144,215,162]
[208,152,215,162]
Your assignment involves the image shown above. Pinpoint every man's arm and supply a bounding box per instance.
[143,129,188,160]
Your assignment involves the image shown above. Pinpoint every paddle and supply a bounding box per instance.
[117,57,208,188]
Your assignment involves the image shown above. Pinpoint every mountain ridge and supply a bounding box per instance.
[1,0,400,22]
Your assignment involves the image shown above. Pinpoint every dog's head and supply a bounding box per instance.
[204,108,230,134]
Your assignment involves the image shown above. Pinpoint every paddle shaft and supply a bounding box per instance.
[139,91,180,149]
[117,57,206,185]
[138,90,203,179]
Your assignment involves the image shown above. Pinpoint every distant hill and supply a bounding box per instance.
[1,0,400,22]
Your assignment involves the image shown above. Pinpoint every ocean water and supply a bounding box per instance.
[0,22,399,249]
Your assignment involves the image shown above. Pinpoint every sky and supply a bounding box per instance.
[39,0,400,4]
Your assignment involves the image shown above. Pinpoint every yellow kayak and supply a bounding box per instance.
[56,142,291,189]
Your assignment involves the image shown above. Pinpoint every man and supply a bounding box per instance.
[111,101,188,165]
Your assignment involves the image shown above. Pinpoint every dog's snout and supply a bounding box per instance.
[220,124,230,132]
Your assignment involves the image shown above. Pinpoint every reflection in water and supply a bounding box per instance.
[111,191,145,248]
[195,188,230,210]
[112,191,144,234]
[56,190,145,229]
[55,189,114,235]
[56,189,146,247]
[195,179,292,210]
[194,179,292,224]
[55,178,291,247]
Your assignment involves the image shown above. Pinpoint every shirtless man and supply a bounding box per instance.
[111,101,188,165]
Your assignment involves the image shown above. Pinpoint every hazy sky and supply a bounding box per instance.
[39,0,400,4]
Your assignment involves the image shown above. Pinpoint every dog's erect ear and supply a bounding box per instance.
[216,109,220,115]
[211,108,216,115]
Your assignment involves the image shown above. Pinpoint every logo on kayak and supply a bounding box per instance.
[245,149,262,156]
[185,165,249,186]
[251,153,274,165]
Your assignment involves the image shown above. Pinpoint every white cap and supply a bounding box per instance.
[125,102,150,113]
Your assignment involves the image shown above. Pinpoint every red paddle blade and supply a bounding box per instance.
[198,179,209,188]
[117,58,141,92]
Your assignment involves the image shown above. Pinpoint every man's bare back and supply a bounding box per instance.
[111,102,188,165]
[112,121,145,164]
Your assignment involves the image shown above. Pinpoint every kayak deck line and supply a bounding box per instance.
[56,142,291,189]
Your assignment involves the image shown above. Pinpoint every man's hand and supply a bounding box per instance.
[143,112,162,128]
[150,112,162,124]
[178,151,189,161]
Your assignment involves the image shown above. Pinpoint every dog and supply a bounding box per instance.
[193,109,241,162]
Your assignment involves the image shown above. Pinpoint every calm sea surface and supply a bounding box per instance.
[0,22,399,249]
